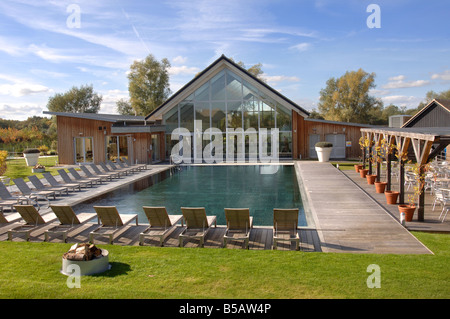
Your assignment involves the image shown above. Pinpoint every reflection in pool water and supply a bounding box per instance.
[73,165,305,226]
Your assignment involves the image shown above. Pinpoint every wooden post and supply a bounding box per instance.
[386,152,392,191]
[399,158,405,204]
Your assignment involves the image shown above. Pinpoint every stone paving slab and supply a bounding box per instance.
[295,161,433,254]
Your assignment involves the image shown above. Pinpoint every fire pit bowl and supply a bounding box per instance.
[61,243,111,276]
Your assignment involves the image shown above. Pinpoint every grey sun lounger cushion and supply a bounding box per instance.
[57,169,92,188]
[273,208,300,250]
[68,167,102,185]
[27,175,69,196]
[13,178,56,200]
[43,172,81,192]
[89,164,120,179]
[79,165,112,182]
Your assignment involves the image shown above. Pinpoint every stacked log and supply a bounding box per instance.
[63,243,102,261]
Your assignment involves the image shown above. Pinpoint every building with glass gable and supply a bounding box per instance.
[47,55,371,165]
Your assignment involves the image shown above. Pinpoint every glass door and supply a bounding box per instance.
[151,134,160,162]
[106,136,129,162]
[74,137,94,164]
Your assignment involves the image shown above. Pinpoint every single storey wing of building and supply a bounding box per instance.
[46,55,374,165]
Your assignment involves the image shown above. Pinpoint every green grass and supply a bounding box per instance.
[331,161,360,171]
[0,232,448,299]
[3,156,61,182]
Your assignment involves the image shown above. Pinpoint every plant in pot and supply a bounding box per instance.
[32,164,45,173]
[315,141,333,162]
[23,148,40,167]
[365,141,379,185]
[355,137,366,173]
[374,138,389,193]
[397,162,430,222]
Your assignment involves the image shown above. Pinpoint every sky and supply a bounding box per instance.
[0,0,449,121]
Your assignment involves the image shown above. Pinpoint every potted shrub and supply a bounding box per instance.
[23,148,40,167]
[315,141,333,162]
[359,168,369,178]
[366,174,377,185]
[374,180,387,193]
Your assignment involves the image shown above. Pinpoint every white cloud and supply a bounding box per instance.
[290,43,312,52]
[261,74,300,84]
[0,73,50,97]
[98,89,130,114]
[173,56,188,64]
[382,75,430,89]
[431,70,450,81]
[0,103,45,120]
[169,65,201,76]
[381,95,423,108]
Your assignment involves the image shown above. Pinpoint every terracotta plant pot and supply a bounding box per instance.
[398,204,416,222]
[366,174,377,184]
[359,169,369,178]
[354,164,363,172]
[385,191,399,205]
[374,181,387,193]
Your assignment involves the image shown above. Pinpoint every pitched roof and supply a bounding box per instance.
[43,111,145,123]
[145,54,310,120]
[402,98,450,128]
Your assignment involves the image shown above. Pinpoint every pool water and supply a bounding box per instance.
[73,165,306,226]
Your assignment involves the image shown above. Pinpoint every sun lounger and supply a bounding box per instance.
[57,169,92,188]
[0,199,19,213]
[89,164,121,179]
[79,165,112,182]
[106,160,134,176]
[43,172,81,192]
[45,205,97,242]
[13,178,56,201]
[139,206,183,246]
[8,205,54,241]
[179,207,217,247]
[0,181,39,210]
[98,163,125,178]
[120,157,146,171]
[28,175,69,196]
[89,206,138,244]
[223,208,253,249]
[273,208,300,250]
[68,167,102,185]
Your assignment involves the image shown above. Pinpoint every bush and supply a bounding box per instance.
[315,141,333,148]
[38,145,49,154]
[22,148,40,154]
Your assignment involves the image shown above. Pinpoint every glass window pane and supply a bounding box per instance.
[243,99,259,130]
[85,138,93,162]
[195,82,209,101]
[279,132,292,158]
[276,103,292,131]
[106,136,118,161]
[227,101,242,129]
[260,101,275,128]
[163,105,178,133]
[119,136,128,159]
[195,102,210,127]
[243,80,259,100]
[226,70,242,100]
[211,102,226,132]
[211,70,226,101]
[179,102,194,132]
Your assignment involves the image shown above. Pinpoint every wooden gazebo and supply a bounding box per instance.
[360,127,450,221]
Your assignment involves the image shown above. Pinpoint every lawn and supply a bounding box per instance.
[0,232,448,299]
[3,156,61,182]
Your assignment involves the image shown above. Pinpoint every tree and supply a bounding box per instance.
[47,84,102,113]
[128,54,171,116]
[230,58,265,81]
[408,88,450,115]
[317,69,383,124]
[116,98,135,115]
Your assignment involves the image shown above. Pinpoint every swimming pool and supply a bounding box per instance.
[72,165,306,226]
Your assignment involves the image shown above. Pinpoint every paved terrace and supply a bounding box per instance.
[0,162,440,253]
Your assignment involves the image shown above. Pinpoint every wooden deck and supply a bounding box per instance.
[0,221,321,251]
